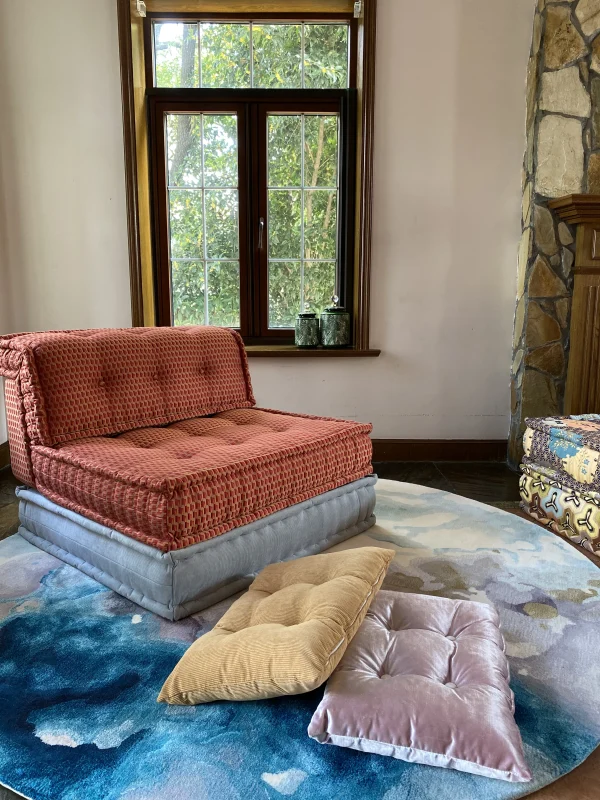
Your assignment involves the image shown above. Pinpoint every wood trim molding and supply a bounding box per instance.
[0,441,10,471]
[549,194,600,225]
[549,195,600,414]
[116,0,145,327]
[354,0,376,350]
[565,274,600,413]
[372,439,508,463]
[246,346,380,357]
[145,1,354,12]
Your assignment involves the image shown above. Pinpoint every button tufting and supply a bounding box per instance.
[445,682,457,689]
[446,635,456,642]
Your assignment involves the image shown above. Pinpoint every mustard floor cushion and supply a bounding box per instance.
[158,547,394,705]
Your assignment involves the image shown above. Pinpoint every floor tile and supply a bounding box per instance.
[0,502,19,542]
[435,461,521,503]
[0,467,18,507]
[373,462,453,492]
[0,786,22,800]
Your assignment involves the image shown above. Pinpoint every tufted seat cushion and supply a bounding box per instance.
[308,590,531,783]
[158,547,394,704]
[30,408,373,551]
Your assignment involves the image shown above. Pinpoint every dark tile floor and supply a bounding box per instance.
[373,461,521,504]
[0,468,19,542]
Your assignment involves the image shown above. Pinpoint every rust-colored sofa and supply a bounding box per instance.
[0,326,377,618]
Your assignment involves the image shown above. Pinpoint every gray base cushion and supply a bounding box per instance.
[16,476,377,620]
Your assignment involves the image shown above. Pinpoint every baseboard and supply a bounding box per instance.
[372,439,507,463]
[0,442,9,471]
[0,438,507,469]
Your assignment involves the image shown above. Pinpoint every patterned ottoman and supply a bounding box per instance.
[0,327,377,618]
[520,415,600,553]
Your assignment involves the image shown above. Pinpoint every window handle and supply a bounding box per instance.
[258,217,265,251]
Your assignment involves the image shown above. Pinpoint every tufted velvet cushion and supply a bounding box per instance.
[308,590,531,783]
[158,548,394,704]
[0,327,254,456]
[30,408,373,551]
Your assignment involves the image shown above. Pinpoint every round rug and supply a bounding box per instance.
[0,479,599,800]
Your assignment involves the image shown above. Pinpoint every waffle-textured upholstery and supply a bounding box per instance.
[1,327,373,551]
[0,327,254,453]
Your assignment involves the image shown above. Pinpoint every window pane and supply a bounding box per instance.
[154,23,198,88]
[153,21,349,89]
[169,190,203,258]
[165,113,240,328]
[268,115,301,188]
[304,24,349,88]
[172,260,205,326]
[304,261,336,314]
[304,190,337,260]
[267,113,340,327]
[252,24,302,88]
[304,116,338,188]
[203,115,238,187]
[207,262,240,327]
[268,261,301,328]
[201,23,251,88]
[268,190,301,259]
[167,115,203,187]
[205,190,239,259]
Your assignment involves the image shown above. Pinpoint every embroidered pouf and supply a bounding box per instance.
[521,415,600,553]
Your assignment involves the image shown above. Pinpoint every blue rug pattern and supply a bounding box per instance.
[1,479,599,800]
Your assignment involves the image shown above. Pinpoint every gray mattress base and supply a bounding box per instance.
[16,476,377,620]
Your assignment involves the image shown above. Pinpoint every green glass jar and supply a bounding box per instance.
[320,295,350,348]
[295,305,320,348]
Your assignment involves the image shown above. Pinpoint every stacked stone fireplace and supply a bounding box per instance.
[510,0,600,464]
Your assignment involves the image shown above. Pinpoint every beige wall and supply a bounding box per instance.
[252,0,534,438]
[0,0,533,444]
[0,0,131,335]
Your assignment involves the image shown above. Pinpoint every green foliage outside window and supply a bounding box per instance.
[154,22,348,89]
[155,21,348,329]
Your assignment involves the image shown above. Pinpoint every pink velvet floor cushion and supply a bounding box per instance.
[308,590,531,783]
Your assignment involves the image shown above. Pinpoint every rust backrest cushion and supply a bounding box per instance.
[0,327,255,464]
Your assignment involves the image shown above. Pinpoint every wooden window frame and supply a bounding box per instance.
[149,92,355,342]
[116,0,379,356]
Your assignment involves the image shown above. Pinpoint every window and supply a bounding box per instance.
[147,15,357,343]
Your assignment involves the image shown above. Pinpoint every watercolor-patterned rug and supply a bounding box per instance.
[1,479,599,800]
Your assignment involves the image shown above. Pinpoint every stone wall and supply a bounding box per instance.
[509,0,600,465]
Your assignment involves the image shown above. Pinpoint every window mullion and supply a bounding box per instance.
[248,101,263,339]
[197,22,202,88]
[200,114,209,325]
[300,114,305,311]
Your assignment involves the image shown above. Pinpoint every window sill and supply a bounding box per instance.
[245,346,381,358]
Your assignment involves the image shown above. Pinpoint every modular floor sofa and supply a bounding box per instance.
[0,327,377,619]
